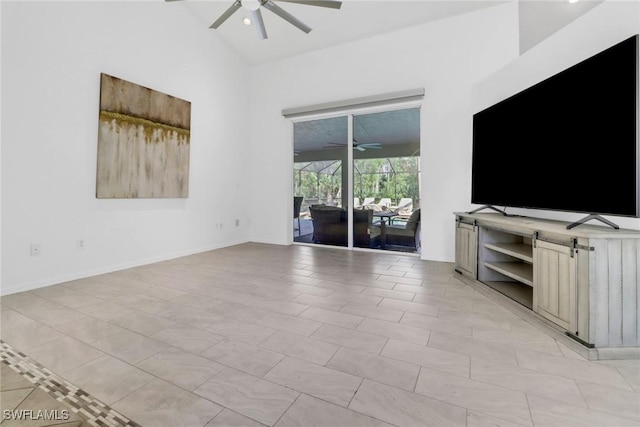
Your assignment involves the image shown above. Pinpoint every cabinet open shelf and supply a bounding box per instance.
[483,242,533,263]
[476,226,534,308]
[484,261,533,286]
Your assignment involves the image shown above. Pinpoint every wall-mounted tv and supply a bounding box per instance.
[472,34,639,226]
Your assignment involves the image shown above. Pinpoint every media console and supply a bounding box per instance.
[454,212,640,360]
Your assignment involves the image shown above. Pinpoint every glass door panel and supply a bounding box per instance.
[293,116,348,247]
[352,109,421,253]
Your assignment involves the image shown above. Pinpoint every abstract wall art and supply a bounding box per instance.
[96,73,191,198]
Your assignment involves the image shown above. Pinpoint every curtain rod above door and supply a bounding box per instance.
[282,88,425,119]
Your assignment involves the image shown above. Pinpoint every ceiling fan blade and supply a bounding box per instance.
[263,0,312,33]
[360,143,383,149]
[210,0,242,29]
[355,146,366,152]
[252,8,268,39]
[274,0,342,9]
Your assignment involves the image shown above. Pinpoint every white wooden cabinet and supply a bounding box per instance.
[454,212,640,358]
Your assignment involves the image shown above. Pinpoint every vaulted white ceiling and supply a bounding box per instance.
[174,1,506,65]
[169,0,601,65]
[166,0,603,152]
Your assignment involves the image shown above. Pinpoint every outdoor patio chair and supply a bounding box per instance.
[391,197,413,221]
[364,198,393,213]
[390,199,414,224]
[362,197,377,211]
[394,198,413,214]
[385,208,421,251]
[362,197,375,206]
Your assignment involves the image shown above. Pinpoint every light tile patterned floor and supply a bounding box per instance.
[1,242,639,426]
[1,341,139,426]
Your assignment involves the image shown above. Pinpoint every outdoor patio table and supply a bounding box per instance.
[372,211,398,249]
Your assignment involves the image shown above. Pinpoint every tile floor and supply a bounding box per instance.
[1,242,639,427]
[1,340,138,426]
[1,360,88,427]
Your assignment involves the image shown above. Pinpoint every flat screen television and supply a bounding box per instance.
[471,34,639,226]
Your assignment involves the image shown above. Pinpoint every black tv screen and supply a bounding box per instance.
[472,34,639,218]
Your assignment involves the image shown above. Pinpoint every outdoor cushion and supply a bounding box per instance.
[310,207,341,224]
[405,209,421,231]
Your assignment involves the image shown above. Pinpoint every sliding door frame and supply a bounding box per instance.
[290,99,423,252]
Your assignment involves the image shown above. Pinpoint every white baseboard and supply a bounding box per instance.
[0,239,249,296]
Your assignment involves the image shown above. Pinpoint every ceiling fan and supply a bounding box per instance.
[323,141,383,152]
[166,0,342,40]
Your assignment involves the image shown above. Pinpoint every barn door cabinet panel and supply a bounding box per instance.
[454,212,640,358]
[455,219,477,279]
[533,239,576,332]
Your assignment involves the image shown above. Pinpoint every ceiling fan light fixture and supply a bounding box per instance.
[189,0,342,38]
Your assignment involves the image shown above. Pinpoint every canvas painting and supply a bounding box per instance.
[96,73,191,198]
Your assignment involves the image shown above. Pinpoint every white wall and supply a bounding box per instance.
[248,2,520,261]
[1,1,252,295]
[474,0,640,231]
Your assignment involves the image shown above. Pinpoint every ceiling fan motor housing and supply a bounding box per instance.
[242,0,262,11]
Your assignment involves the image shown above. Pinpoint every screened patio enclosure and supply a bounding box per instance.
[293,160,343,216]
[353,156,420,211]
[294,156,421,217]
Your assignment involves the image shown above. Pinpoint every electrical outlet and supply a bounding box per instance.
[235,219,240,227]
[30,243,41,256]
[77,239,85,249]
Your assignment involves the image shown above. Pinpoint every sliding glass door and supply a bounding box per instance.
[293,108,421,254]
